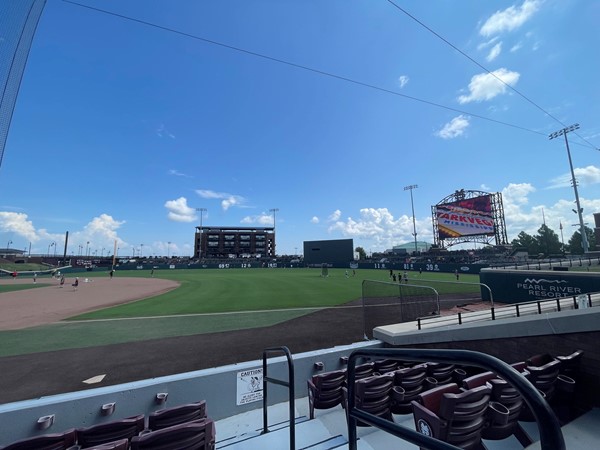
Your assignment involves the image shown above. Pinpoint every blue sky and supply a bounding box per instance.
[1,0,599,257]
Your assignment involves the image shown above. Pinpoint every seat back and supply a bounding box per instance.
[130,419,215,450]
[374,359,398,374]
[85,439,129,450]
[307,369,346,418]
[148,400,207,431]
[390,364,428,414]
[353,374,394,424]
[413,383,491,450]
[426,362,456,385]
[2,429,76,450]
[76,414,145,447]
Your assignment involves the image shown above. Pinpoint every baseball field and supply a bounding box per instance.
[0,267,483,403]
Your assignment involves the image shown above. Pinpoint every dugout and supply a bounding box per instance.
[303,239,354,266]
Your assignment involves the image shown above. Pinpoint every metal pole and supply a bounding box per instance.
[549,124,588,253]
[404,185,418,254]
[196,208,206,259]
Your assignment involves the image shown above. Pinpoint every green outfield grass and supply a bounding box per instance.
[0,283,47,294]
[0,268,482,357]
[71,268,480,320]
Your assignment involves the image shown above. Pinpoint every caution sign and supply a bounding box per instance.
[236,368,263,405]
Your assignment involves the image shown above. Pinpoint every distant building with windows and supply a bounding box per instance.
[390,241,432,254]
[194,226,275,259]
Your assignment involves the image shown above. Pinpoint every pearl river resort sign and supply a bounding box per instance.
[479,268,600,304]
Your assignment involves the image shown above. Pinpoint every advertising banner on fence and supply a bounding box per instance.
[435,195,495,239]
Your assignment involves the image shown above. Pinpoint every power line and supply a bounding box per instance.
[386,0,598,151]
[62,0,592,145]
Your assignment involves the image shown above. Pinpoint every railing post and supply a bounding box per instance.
[537,301,542,314]
[515,304,520,317]
[417,318,421,330]
[458,312,462,325]
[556,298,561,312]
[262,346,295,450]
[491,307,495,320]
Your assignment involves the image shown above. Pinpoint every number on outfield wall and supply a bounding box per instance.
[425,264,440,271]
[218,263,230,269]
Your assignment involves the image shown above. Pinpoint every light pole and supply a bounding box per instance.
[52,241,56,257]
[404,185,419,254]
[86,241,90,257]
[269,208,279,257]
[101,247,105,257]
[549,124,588,253]
[6,240,12,250]
[167,241,171,258]
[559,221,565,254]
[140,244,144,258]
[196,208,207,259]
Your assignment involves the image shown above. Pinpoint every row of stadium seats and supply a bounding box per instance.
[308,350,583,450]
[0,400,214,450]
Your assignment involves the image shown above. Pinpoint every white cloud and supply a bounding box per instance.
[547,165,600,189]
[156,123,175,139]
[481,184,491,191]
[499,185,600,241]
[480,0,542,37]
[502,183,536,205]
[436,115,470,139]
[0,212,39,242]
[486,42,502,62]
[168,169,192,178]
[398,75,409,88]
[510,42,523,52]
[311,216,319,224]
[326,208,433,251]
[477,36,500,51]
[164,197,197,222]
[328,210,341,222]
[241,213,273,226]
[457,68,520,104]
[195,189,246,210]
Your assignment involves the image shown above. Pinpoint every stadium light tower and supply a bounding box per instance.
[549,124,588,253]
[140,243,144,258]
[404,185,419,254]
[196,208,207,259]
[269,208,279,256]
[6,240,12,250]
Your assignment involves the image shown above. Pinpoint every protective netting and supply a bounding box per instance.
[0,0,46,169]
[361,280,439,339]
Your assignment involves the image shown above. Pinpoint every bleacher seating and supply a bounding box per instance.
[0,428,76,450]
[76,415,145,448]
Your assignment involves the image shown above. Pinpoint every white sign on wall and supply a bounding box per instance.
[236,368,263,405]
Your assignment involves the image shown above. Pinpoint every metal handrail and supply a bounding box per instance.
[417,291,597,330]
[346,348,565,450]
[262,346,295,450]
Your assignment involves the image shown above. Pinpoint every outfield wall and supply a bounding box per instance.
[479,268,600,303]
[62,261,488,274]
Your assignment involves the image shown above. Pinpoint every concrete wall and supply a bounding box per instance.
[0,341,380,445]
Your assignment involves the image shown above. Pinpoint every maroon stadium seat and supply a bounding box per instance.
[76,414,144,448]
[148,400,207,431]
[1,429,76,450]
[130,419,215,450]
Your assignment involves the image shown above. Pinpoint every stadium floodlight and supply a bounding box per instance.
[6,240,12,250]
[269,208,279,256]
[549,124,588,253]
[196,208,207,259]
[404,185,419,254]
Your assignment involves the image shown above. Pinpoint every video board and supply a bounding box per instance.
[435,194,495,239]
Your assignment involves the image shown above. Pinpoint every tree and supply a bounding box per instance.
[534,224,562,256]
[510,231,538,255]
[355,246,367,260]
[567,226,596,254]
